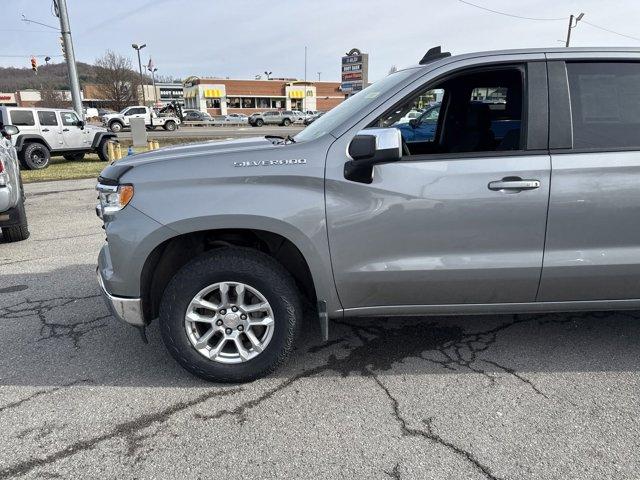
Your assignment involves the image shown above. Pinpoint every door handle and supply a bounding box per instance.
[62,128,70,132]
[488,177,540,192]
[42,128,50,132]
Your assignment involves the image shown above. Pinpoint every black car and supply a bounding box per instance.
[303,111,325,126]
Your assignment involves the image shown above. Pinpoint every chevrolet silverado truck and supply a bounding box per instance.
[102,106,180,133]
[97,47,640,382]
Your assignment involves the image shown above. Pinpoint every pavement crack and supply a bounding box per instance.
[369,371,503,480]
[0,387,242,479]
[0,380,92,414]
[482,359,548,398]
[383,462,402,479]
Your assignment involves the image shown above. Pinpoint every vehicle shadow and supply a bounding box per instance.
[1,263,639,388]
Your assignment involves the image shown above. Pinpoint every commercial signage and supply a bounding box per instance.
[0,93,16,103]
[341,48,368,94]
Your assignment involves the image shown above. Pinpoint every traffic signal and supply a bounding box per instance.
[30,56,37,74]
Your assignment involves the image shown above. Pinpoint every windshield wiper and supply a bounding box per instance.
[285,135,296,144]
[264,135,296,145]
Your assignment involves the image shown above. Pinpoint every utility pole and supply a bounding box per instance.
[54,0,83,116]
[317,72,321,81]
[132,44,147,105]
[565,12,585,47]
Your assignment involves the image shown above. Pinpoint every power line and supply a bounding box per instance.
[581,20,640,43]
[0,54,64,58]
[456,0,565,21]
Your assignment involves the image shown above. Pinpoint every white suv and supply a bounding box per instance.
[0,107,117,170]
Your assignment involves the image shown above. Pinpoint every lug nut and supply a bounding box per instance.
[216,319,223,326]
[225,328,232,335]
[240,314,247,320]
[237,325,244,331]
[231,306,238,312]
[219,309,226,315]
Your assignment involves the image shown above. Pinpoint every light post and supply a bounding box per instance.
[147,59,158,105]
[565,13,585,47]
[132,43,147,105]
[317,72,321,81]
[264,71,272,80]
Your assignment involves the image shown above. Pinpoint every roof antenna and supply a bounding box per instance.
[419,46,451,65]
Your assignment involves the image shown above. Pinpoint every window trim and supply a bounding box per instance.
[367,62,537,156]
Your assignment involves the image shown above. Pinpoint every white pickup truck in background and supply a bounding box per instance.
[102,106,181,133]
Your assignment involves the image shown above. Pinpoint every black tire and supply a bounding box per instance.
[282,118,291,126]
[96,139,113,162]
[20,143,50,170]
[109,121,123,133]
[63,152,85,161]
[2,200,29,243]
[163,121,177,131]
[159,248,301,383]
[255,118,264,127]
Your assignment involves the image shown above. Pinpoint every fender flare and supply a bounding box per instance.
[91,132,117,149]
[14,134,52,152]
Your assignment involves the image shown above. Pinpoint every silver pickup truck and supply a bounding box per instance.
[97,46,640,383]
[0,125,29,242]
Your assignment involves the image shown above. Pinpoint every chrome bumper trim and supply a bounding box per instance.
[96,268,144,326]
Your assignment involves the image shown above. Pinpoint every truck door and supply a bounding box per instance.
[325,61,551,310]
[538,59,640,301]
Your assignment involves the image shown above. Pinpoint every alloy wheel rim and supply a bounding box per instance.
[31,150,45,166]
[184,281,275,364]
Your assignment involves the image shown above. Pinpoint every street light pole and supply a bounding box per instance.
[303,46,307,113]
[54,0,83,117]
[132,43,147,105]
[565,13,585,47]
[150,68,158,105]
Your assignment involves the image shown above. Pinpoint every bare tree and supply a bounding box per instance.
[94,51,138,111]
[39,84,72,109]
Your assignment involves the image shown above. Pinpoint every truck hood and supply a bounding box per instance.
[102,113,124,121]
[84,123,109,134]
[116,136,281,168]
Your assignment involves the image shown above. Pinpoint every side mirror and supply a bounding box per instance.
[345,128,403,183]
[77,120,85,129]
[409,118,419,128]
[1,125,19,137]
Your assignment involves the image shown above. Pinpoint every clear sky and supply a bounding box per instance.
[2,0,640,82]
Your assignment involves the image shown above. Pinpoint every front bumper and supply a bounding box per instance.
[97,268,144,326]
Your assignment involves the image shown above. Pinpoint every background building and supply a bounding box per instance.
[182,77,345,115]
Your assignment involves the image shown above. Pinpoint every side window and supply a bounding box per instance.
[61,111,79,126]
[567,62,640,150]
[9,110,35,126]
[37,111,58,126]
[374,66,524,156]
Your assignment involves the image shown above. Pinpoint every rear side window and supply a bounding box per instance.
[567,62,640,150]
[10,110,35,126]
[38,111,58,126]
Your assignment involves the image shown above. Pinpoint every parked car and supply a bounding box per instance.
[183,111,213,122]
[0,107,117,170]
[102,106,181,133]
[97,46,640,383]
[248,111,296,127]
[0,124,29,242]
[303,111,325,125]
[225,113,249,124]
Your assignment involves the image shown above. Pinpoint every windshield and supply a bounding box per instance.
[118,107,129,114]
[294,68,417,142]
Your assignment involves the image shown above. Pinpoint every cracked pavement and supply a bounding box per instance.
[0,178,639,479]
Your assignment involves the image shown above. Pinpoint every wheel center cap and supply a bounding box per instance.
[223,313,241,328]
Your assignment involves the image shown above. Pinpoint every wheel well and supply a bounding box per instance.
[140,229,317,322]
[18,137,50,153]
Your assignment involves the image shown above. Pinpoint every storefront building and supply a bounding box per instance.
[182,77,345,115]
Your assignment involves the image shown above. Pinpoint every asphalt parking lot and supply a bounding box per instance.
[1,178,639,479]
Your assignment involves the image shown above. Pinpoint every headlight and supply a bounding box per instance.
[96,183,134,218]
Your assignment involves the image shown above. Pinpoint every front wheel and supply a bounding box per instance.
[282,118,291,126]
[159,248,301,383]
[163,121,177,131]
[96,139,114,162]
[254,119,264,127]
[109,121,123,133]
[2,199,29,242]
